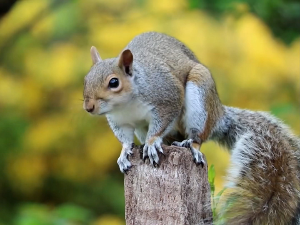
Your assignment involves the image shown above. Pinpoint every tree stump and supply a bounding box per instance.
[124,145,213,225]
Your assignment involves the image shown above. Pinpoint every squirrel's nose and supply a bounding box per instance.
[86,104,95,113]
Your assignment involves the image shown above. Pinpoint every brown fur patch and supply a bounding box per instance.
[187,64,211,86]
[147,136,159,145]
[191,142,201,150]
[199,91,218,141]
[219,132,300,225]
[186,64,224,142]
[187,70,203,86]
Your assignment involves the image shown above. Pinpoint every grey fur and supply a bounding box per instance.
[83,32,300,223]
[84,32,203,172]
[211,107,300,224]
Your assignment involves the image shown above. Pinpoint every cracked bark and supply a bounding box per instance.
[124,145,213,225]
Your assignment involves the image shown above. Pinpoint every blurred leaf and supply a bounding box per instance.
[213,187,227,218]
[53,203,93,222]
[52,2,81,40]
[208,164,216,194]
[13,203,52,225]
[96,176,125,217]
[0,114,28,155]
[91,215,125,225]
[187,0,300,44]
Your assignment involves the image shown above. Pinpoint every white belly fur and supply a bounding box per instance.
[107,99,152,127]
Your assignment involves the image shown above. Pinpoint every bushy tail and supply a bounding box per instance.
[217,132,300,225]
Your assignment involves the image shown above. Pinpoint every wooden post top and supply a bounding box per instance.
[124,145,212,225]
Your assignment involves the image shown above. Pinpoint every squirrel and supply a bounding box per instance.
[83,31,300,224]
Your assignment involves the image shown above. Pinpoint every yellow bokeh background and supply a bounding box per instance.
[0,0,299,223]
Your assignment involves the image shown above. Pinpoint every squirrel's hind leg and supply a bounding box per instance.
[172,64,211,166]
[172,64,215,166]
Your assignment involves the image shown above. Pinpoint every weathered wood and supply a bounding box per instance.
[124,145,213,225]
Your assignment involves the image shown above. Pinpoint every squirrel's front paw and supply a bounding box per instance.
[117,144,133,173]
[143,137,164,166]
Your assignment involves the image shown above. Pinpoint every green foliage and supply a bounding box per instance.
[208,164,216,195]
[13,203,93,225]
[0,114,29,153]
[208,165,226,220]
[188,0,300,44]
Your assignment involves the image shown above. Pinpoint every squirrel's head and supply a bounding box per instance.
[83,46,134,115]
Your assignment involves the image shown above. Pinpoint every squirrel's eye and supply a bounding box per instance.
[108,78,119,88]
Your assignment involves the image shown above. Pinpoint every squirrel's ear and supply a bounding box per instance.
[90,46,102,64]
[118,49,133,76]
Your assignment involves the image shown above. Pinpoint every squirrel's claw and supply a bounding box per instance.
[172,140,190,148]
[172,139,205,167]
[194,157,205,168]
[172,141,180,146]
[142,155,149,162]
[153,161,159,168]
[143,137,163,167]
[117,157,132,173]
[123,166,131,175]
[117,144,133,173]
[191,146,205,167]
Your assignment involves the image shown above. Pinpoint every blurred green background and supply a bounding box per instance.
[0,0,299,224]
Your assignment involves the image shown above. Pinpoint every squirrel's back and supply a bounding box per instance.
[126,32,199,82]
[212,106,300,225]
[127,32,199,63]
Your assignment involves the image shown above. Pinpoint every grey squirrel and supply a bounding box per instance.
[83,31,300,224]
